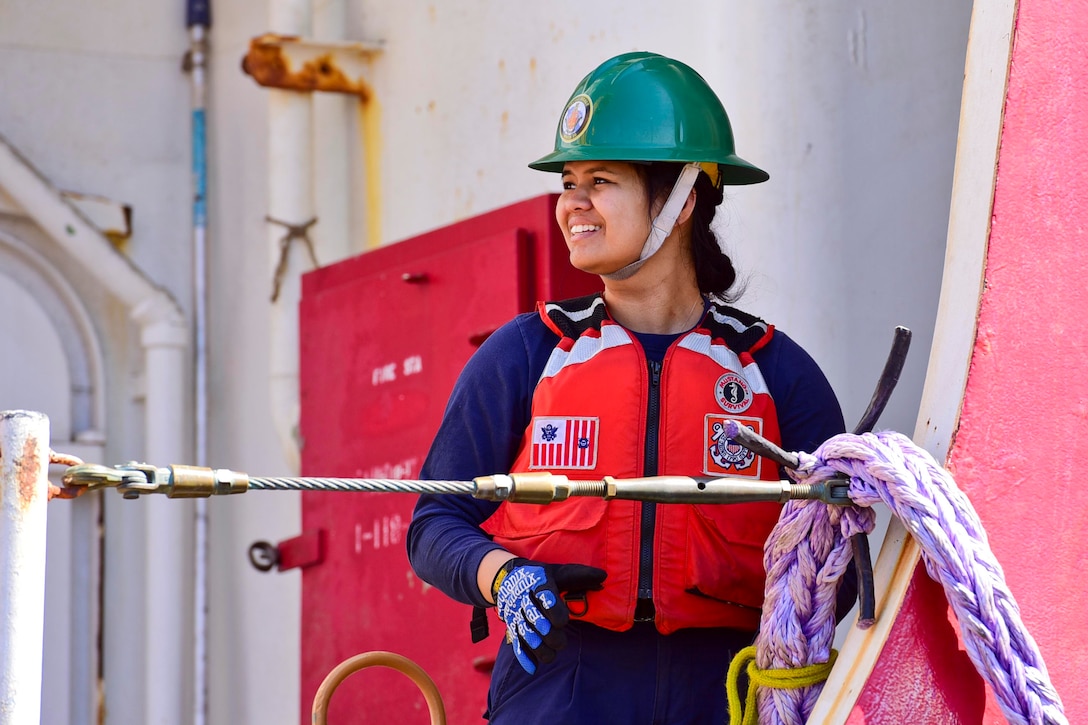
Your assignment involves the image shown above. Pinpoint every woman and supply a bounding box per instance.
[407,51,848,724]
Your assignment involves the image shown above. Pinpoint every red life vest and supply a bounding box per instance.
[481,295,784,634]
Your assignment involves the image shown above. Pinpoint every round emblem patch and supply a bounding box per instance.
[715,373,752,413]
[560,95,592,142]
[709,421,756,472]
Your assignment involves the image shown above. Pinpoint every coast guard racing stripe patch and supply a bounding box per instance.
[529,416,599,470]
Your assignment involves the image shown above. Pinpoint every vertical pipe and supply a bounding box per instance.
[0,410,50,725]
[312,0,352,262]
[68,493,102,725]
[268,0,314,474]
[360,92,382,250]
[140,319,191,725]
[186,2,212,724]
[268,87,312,473]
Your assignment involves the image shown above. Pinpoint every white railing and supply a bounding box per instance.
[0,410,49,725]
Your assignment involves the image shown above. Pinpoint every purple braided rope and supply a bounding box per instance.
[753,476,874,724]
[756,430,1067,725]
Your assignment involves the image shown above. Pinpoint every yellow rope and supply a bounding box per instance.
[726,645,839,725]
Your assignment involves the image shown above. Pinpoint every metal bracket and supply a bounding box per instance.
[241,34,383,99]
[248,530,326,573]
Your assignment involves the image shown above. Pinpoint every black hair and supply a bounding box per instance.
[637,162,741,301]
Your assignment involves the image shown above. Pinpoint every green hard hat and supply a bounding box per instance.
[529,52,768,185]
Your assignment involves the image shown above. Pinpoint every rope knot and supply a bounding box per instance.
[787,443,876,540]
[790,449,821,479]
[726,646,838,725]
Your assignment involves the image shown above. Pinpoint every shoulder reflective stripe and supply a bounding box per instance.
[678,330,742,366]
[677,332,770,395]
[708,307,767,336]
[543,296,605,324]
[740,360,771,396]
[540,324,632,380]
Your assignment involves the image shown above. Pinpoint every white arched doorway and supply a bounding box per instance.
[0,229,107,725]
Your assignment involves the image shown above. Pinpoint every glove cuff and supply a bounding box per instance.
[490,557,529,602]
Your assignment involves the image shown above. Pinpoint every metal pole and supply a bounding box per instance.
[186,2,211,724]
[268,0,314,474]
[0,410,50,725]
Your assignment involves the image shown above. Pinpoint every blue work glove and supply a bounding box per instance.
[491,557,607,674]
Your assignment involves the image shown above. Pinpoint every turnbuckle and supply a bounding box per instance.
[471,471,854,505]
[62,462,249,499]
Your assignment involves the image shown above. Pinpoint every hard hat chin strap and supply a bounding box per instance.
[603,163,702,281]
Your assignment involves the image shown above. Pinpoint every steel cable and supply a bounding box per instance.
[248,477,475,495]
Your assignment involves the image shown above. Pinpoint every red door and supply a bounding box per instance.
[298,195,598,724]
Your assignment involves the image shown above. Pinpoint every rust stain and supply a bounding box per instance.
[49,449,83,467]
[241,35,373,101]
[17,437,42,511]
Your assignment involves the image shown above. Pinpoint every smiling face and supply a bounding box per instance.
[556,161,655,276]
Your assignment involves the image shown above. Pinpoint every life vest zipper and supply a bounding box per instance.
[637,359,662,603]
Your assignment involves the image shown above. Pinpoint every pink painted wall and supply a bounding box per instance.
[950,0,1088,718]
[850,0,1088,721]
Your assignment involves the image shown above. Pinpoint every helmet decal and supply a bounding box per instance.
[560,94,592,142]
